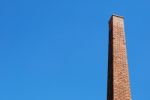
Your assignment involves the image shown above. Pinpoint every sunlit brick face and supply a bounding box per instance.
[107,15,131,100]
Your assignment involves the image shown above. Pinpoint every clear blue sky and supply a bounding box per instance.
[0,0,149,100]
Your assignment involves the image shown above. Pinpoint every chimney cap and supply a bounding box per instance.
[109,13,124,24]
[112,13,124,18]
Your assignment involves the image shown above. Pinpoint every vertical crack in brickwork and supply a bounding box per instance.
[107,15,131,100]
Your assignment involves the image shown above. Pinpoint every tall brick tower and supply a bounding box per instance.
[107,14,131,100]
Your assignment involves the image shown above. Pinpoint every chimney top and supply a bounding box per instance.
[109,13,124,24]
[112,13,124,18]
